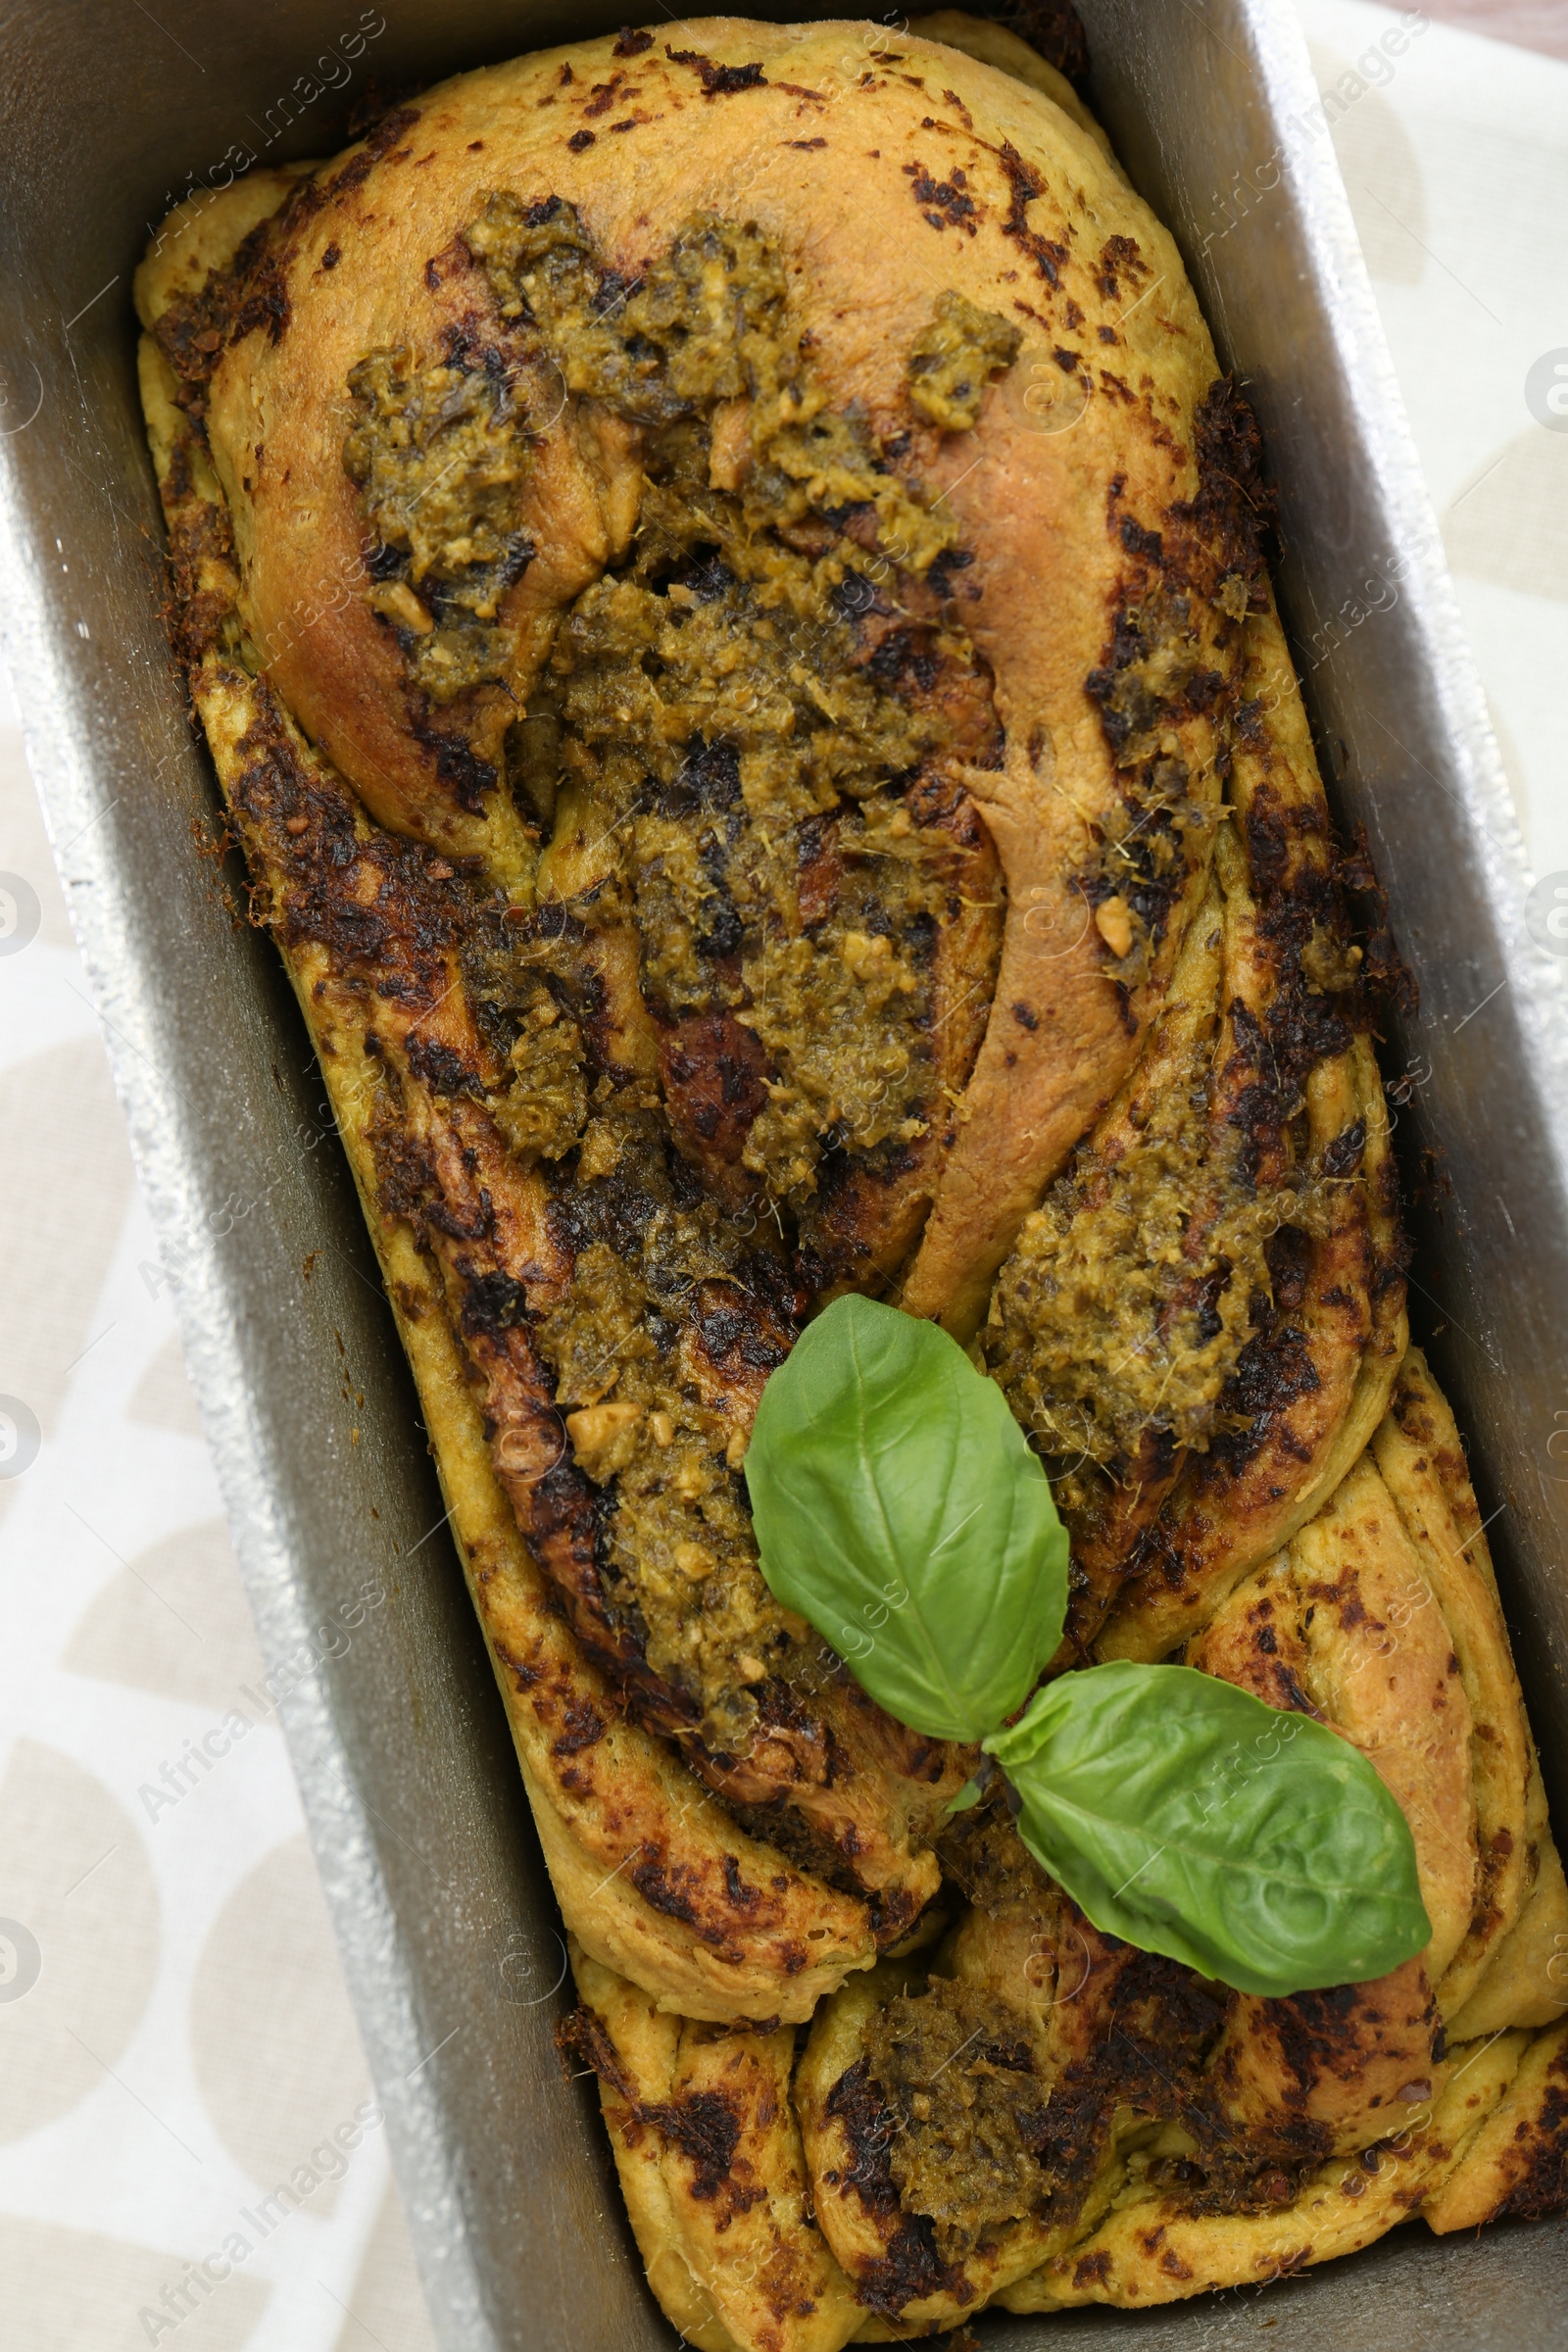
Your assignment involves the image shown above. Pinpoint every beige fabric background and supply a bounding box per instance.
[0,800,439,2331]
[0,4,1563,2344]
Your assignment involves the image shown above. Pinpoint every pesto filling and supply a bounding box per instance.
[906,288,1022,431]
[345,202,1015,1736]
[534,1099,810,1739]
[860,1978,1055,2262]
[343,346,538,701]
[1081,586,1218,989]
[985,994,1332,1475]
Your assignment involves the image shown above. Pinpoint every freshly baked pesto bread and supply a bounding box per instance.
[136,15,1568,2340]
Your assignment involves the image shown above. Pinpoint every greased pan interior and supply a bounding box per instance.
[2,2,1567,2345]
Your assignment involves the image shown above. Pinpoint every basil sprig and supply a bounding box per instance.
[747,1297,1430,1997]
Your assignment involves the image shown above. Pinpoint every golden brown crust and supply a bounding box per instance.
[1000,2018,1568,2308]
[1000,2029,1521,2311]
[189,649,876,2023]
[1423,2020,1568,2230]
[898,719,1196,1341]
[909,14,1120,170]
[1447,1838,1568,2039]
[1373,1347,1545,2017]
[567,1940,877,2351]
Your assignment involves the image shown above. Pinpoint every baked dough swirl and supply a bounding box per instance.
[136,14,1568,2341]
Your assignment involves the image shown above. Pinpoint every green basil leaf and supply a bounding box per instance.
[946,1768,992,1815]
[746,1294,1068,1741]
[986,1661,1431,1997]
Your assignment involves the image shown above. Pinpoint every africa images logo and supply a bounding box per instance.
[1525,349,1568,435]
[1526,874,1568,958]
[0,1919,41,2003]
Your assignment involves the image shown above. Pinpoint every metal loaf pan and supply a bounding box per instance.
[2,1,1565,2343]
